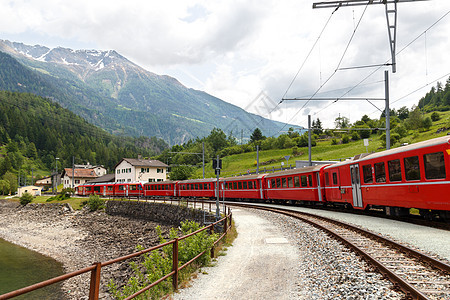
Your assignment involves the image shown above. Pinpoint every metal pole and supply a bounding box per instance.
[72,156,75,190]
[308,115,312,166]
[256,145,259,174]
[385,71,391,150]
[215,155,220,221]
[202,142,205,179]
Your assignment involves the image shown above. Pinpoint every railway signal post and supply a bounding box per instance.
[213,156,222,220]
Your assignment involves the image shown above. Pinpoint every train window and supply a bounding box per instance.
[238,182,242,189]
[249,181,253,189]
[404,156,421,181]
[424,152,446,179]
[374,162,386,183]
[282,178,287,188]
[195,184,199,190]
[276,178,281,188]
[294,176,300,188]
[301,175,307,187]
[308,175,313,187]
[388,159,402,182]
[243,182,247,189]
[271,179,275,188]
[119,185,125,191]
[233,182,237,189]
[130,185,136,191]
[86,187,92,191]
[108,186,113,191]
[287,177,293,188]
[363,165,373,183]
[325,173,330,186]
[332,173,338,185]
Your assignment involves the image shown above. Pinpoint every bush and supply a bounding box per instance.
[331,138,338,145]
[109,221,219,299]
[87,194,105,211]
[20,192,33,206]
[431,112,440,121]
[342,135,350,144]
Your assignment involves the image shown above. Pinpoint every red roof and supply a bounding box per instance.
[63,168,98,178]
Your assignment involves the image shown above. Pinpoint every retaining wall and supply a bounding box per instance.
[106,200,210,226]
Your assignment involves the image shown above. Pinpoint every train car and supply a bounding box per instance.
[75,183,93,196]
[323,135,450,219]
[177,178,217,198]
[113,182,144,197]
[264,166,327,203]
[144,180,178,197]
[219,174,266,201]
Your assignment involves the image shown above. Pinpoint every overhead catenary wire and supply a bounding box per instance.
[296,8,450,128]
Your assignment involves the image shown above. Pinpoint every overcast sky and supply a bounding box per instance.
[1,0,449,131]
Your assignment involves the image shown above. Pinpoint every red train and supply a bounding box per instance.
[76,136,450,220]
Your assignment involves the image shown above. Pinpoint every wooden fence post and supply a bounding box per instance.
[172,239,179,291]
[89,262,102,300]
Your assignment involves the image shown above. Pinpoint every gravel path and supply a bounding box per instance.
[173,207,403,300]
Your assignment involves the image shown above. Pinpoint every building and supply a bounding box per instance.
[114,158,168,183]
[62,168,100,189]
[17,185,42,197]
[35,176,52,190]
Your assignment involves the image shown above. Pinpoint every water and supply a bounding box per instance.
[0,238,65,299]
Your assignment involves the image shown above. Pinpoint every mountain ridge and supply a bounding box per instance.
[0,39,296,144]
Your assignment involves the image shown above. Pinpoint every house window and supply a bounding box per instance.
[149,178,155,182]
[117,170,120,174]
[157,168,164,173]
[157,179,163,182]
[75,180,80,184]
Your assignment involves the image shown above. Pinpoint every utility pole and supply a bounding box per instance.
[308,115,312,166]
[385,70,391,150]
[312,0,428,74]
[214,155,222,221]
[202,142,205,179]
[256,145,260,174]
[72,156,75,189]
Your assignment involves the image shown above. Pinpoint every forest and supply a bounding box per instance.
[0,91,168,194]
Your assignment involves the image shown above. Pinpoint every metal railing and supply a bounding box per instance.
[0,204,232,300]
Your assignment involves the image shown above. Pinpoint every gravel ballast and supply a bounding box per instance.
[174,207,403,299]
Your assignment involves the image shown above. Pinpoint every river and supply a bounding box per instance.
[0,238,65,299]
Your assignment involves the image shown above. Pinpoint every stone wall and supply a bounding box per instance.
[106,200,212,226]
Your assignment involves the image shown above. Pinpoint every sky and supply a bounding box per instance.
[0,0,449,132]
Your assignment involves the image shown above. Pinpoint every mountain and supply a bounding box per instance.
[0,40,295,145]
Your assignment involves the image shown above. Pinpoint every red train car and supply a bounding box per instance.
[323,135,450,219]
[264,166,326,203]
[113,182,144,197]
[178,178,217,198]
[144,181,178,197]
[220,174,266,201]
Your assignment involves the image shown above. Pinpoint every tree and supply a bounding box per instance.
[3,171,17,195]
[335,116,350,129]
[169,165,195,180]
[312,118,323,135]
[397,106,410,120]
[0,180,10,195]
[422,117,432,131]
[20,192,33,206]
[207,128,228,154]
[250,128,265,143]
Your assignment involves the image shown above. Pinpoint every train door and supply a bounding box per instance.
[258,178,264,200]
[316,172,323,202]
[350,164,363,208]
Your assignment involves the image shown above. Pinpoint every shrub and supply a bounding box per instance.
[87,194,105,211]
[331,138,338,145]
[109,221,219,299]
[20,192,33,206]
[342,135,350,144]
[431,112,440,121]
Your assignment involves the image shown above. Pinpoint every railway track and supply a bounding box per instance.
[227,202,450,300]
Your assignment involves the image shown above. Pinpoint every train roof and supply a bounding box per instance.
[264,165,326,178]
[220,173,267,182]
[144,180,178,185]
[179,178,218,184]
[325,135,450,169]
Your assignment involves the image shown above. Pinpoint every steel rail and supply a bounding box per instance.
[227,202,449,300]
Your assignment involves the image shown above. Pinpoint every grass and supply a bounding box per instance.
[193,110,450,178]
[3,195,86,210]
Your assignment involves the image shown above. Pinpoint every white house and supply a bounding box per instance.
[114,158,168,183]
[62,168,99,189]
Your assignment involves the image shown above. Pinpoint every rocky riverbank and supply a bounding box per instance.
[0,200,173,299]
